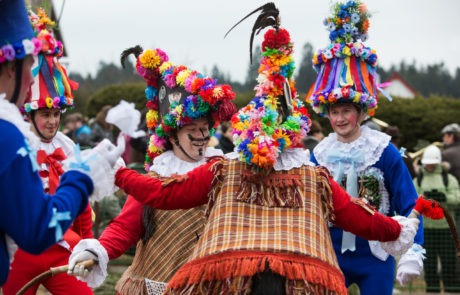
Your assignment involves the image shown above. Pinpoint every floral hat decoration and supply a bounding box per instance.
[226,3,311,170]
[307,0,382,117]
[0,0,42,65]
[23,8,78,113]
[120,46,237,169]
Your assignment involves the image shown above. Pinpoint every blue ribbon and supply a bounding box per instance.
[48,207,71,241]
[68,144,96,172]
[399,147,407,158]
[327,149,365,253]
[17,138,39,172]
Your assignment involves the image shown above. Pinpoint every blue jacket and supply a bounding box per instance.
[0,120,93,285]
[311,141,424,246]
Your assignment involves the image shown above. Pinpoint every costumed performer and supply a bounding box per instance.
[307,1,425,294]
[2,8,94,295]
[72,3,420,294]
[0,0,124,287]
[67,45,236,295]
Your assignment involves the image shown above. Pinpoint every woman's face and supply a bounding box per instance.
[328,103,364,143]
[31,108,61,142]
[171,118,211,162]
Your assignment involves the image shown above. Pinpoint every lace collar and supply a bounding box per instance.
[0,93,39,149]
[314,126,390,173]
[226,148,312,171]
[150,147,223,176]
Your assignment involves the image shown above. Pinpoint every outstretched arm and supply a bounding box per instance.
[330,178,402,242]
[115,160,216,210]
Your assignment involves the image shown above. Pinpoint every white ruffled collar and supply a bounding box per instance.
[226,148,312,171]
[150,147,223,176]
[314,125,390,173]
[0,93,39,149]
[36,132,75,156]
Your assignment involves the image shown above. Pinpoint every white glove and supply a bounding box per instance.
[64,136,126,201]
[380,216,419,256]
[105,100,146,138]
[67,239,109,288]
[396,244,425,285]
[94,135,126,167]
[68,249,98,278]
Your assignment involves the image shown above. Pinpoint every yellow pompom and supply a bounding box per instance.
[139,49,161,69]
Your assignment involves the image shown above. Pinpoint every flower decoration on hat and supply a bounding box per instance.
[0,0,42,64]
[307,0,381,117]
[121,46,236,169]
[226,3,311,170]
[23,8,77,113]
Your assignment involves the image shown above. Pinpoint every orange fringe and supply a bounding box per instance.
[168,251,347,294]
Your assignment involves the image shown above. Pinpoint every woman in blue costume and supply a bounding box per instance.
[0,0,123,286]
[307,1,425,294]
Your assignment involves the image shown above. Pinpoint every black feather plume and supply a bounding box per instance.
[120,45,144,68]
[224,2,279,63]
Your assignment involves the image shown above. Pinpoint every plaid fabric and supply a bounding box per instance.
[194,160,336,263]
[115,172,206,295]
[167,159,346,294]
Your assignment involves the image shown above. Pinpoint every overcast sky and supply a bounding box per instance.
[57,0,460,83]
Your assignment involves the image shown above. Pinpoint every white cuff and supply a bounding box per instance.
[70,238,109,288]
[380,215,418,256]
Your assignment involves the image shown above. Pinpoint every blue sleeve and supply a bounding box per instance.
[377,144,424,245]
[0,123,93,255]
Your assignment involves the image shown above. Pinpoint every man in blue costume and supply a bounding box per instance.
[0,0,123,286]
[307,1,425,294]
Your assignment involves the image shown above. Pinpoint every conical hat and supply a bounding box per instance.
[307,0,379,117]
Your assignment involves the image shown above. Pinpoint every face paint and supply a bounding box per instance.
[171,118,211,162]
[328,104,363,143]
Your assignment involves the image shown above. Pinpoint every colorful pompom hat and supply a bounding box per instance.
[0,0,42,65]
[227,3,312,170]
[307,0,382,117]
[120,46,237,169]
[23,8,78,113]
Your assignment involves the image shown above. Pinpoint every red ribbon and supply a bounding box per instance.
[37,147,67,194]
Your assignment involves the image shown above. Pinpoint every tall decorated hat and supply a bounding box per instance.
[0,0,42,65]
[22,8,78,113]
[228,3,311,170]
[120,46,237,169]
[307,0,380,117]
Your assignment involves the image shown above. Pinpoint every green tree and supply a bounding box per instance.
[295,42,317,94]
[243,45,262,92]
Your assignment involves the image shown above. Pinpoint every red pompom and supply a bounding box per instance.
[414,196,444,220]
[261,28,291,51]
[214,100,237,122]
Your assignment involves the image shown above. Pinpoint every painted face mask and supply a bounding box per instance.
[120,46,237,170]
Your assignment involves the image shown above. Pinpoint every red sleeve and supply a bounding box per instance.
[71,203,94,239]
[330,178,401,242]
[99,196,143,260]
[114,161,215,210]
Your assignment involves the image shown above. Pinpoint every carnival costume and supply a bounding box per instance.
[69,46,236,294]
[2,9,94,294]
[308,1,425,294]
[0,0,93,286]
[111,4,419,294]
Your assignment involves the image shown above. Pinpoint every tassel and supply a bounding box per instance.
[411,196,460,257]
[412,196,444,219]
